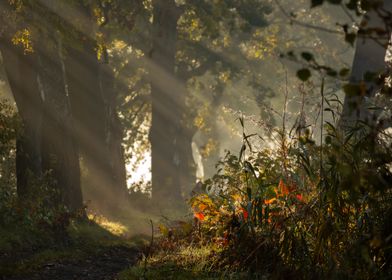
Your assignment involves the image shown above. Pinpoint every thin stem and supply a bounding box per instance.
[320,77,325,185]
[273,0,343,35]
[282,70,289,178]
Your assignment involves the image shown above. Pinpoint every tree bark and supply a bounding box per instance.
[65,40,128,211]
[37,33,83,212]
[0,37,43,201]
[149,0,186,205]
[100,61,129,201]
[340,1,392,129]
[64,0,129,211]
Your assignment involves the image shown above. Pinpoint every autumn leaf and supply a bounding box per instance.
[278,179,290,196]
[241,208,249,220]
[264,197,277,205]
[231,194,242,202]
[159,224,169,237]
[198,203,208,211]
[194,212,205,221]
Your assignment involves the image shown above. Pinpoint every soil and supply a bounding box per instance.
[2,245,141,280]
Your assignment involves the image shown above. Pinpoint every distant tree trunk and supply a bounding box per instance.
[65,40,128,210]
[177,67,198,196]
[65,42,107,206]
[0,37,42,201]
[196,82,224,180]
[340,2,392,129]
[177,124,197,196]
[150,0,185,205]
[37,33,83,212]
[99,60,129,201]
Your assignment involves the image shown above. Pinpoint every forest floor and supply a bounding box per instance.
[0,206,217,280]
[1,244,140,280]
[0,209,251,280]
[0,210,154,280]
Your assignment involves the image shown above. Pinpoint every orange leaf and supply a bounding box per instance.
[194,212,205,221]
[278,179,290,196]
[198,203,208,211]
[264,198,277,205]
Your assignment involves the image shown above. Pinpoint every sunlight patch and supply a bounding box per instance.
[88,214,128,236]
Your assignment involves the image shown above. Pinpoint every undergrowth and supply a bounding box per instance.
[122,111,392,279]
[188,118,392,279]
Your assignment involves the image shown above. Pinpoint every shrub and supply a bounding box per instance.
[189,119,392,278]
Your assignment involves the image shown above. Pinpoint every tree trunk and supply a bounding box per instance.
[100,61,129,201]
[66,41,128,211]
[0,37,42,201]
[340,1,392,129]
[37,34,83,212]
[150,0,186,206]
[177,125,197,196]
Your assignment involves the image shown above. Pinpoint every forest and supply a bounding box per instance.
[0,0,391,279]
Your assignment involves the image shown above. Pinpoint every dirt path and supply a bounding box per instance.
[4,246,140,280]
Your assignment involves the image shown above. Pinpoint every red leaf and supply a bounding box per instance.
[279,179,290,196]
[194,212,205,221]
[241,208,249,220]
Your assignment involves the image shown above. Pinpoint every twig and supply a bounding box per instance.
[142,219,154,280]
[273,0,343,35]
[340,3,359,25]
[320,77,325,184]
[282,70,289,178]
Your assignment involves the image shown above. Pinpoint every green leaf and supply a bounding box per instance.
[246,187,252,200]
[343,83,361,97]
[301,52,314,61]
[287,51,295,57]
[327,0,342,4]
[244,161,257,179]
[364,71,377,82]
[326,69,337,77]
[239,144,246,161]
[239,116,244,127]
[346,0,357,10]
[297,68,311,81]
[339,68,350,77]
[311,0,324,7]
[345,33,356,46]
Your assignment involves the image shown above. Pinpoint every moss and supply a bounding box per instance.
[87,214,129,236]
[12,248,85,275]
[0,215,141,277]
[118,243,249,280]
[0,225,54,252]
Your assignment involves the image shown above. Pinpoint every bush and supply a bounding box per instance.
[0,100,80,241]
[189,120,392,278]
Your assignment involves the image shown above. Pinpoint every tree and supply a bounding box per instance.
[0,30,43,201]
[37,31,83,212]
[63,2,130,210]
[118,0,274,205]
[0,1,84,212]
[340,0,392,129]
[149,0,185,205]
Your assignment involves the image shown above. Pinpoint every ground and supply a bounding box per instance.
[1,245,140,280]
[0,211,151,280]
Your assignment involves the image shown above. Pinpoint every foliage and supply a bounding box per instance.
[119,244,222,280]
[0,100,18,190]
[0,215,138,278]
[187,116,392,278]
[0,100,84,239]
